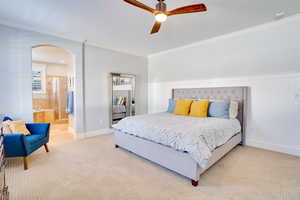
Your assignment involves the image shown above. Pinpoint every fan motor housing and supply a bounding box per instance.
[156,2,166,12]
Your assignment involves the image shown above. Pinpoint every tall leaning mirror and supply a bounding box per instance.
[111,73,136,125]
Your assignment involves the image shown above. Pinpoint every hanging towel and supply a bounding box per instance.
[66,91,74,114]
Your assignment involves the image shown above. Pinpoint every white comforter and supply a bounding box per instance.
[113,112,241,168]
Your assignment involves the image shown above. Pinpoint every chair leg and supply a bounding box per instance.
[191,179,198,187]
[44,144,49,152]
[23,156,28,170]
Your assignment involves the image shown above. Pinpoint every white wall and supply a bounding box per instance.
[0,24,85,134]
[148,15,300,156]
[0,24,148,137]
[84,45,148,136]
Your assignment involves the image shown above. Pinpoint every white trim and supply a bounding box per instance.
[76,128,113,139]
[246,139,300,157]
[148,73,300,87]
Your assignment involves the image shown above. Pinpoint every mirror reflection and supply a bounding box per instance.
[111,73,135,125]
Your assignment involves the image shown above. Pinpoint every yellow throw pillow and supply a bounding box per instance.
[7,121,31,135]
[174,98,193,116]
[189,100,209,118]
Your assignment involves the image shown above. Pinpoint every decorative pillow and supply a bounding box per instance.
[174,98,193,116]
[167,99,176,113]
[229,101,239,119]
[208,100,230,119]
[209,100,239,119]
[189,100,209,118]
[1,121,12,134]
[3,116,13,121]
[7,121,31,135]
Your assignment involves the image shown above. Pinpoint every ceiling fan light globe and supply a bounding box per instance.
[155,13,167,22]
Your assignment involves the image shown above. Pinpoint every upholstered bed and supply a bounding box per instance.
[113,87,248,186]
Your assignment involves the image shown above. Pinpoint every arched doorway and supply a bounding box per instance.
[31,45,76,144]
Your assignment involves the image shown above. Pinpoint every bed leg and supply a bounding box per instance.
[191,180,198,187]
[115,144,119,148]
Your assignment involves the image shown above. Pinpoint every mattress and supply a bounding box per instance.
[113,112,241,168]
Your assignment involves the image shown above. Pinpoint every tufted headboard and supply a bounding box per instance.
[172,87,248,144]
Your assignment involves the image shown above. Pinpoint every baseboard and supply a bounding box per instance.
[76,128,113,139]
[246,139,300,157]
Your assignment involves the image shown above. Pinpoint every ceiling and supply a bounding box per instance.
[0,0,299,56]
[32,46,72,65]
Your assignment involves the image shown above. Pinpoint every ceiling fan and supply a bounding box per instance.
[123,0,207,34]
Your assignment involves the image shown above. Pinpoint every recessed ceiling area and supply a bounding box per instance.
[0,0,299,56]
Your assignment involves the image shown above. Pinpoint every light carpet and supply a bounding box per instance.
[6,134,300,200]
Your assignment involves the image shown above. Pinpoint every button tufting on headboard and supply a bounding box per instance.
[172,87,248,145]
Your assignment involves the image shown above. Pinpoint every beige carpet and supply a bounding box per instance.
[6,134,300,200]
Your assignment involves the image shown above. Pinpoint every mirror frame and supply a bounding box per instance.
[110,73,136,127]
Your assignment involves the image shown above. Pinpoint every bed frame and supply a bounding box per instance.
[114,87,248,186]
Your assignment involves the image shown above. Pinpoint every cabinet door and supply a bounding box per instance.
[33,112,45,123]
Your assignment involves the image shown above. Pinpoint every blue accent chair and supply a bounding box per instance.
[3,123,50,170]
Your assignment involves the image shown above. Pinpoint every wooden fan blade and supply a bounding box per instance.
[166,4,207,16]
[150,21,161,34]
[123,0,155,14]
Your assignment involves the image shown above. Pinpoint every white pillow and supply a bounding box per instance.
[1,121,12,134]
[229,101,239,119]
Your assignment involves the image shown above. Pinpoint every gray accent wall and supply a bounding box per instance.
[84,45,148,133]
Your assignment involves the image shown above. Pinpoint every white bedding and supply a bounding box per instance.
[113,112,241,168]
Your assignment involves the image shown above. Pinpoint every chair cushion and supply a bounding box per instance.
[25,134,45,145]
